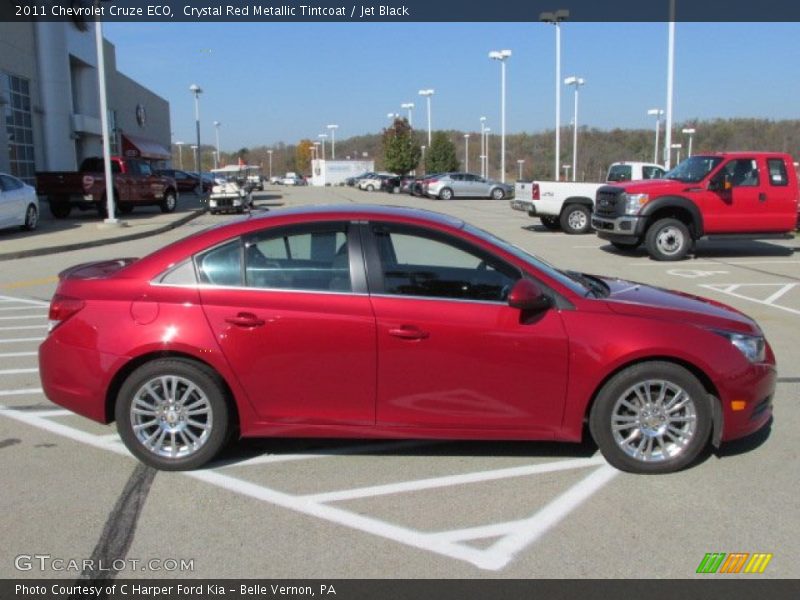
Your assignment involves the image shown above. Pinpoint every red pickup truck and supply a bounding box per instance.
[592,152,798,260]
[36,157,178,219]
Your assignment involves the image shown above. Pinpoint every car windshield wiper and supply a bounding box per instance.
[564,271,609,298]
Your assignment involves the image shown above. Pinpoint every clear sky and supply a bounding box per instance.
[103,21,800,152]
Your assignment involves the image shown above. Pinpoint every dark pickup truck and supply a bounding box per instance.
[36,157,178,218]
[592,152,798,260]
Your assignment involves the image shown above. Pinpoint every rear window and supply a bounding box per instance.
[767,159,789,187]
[195,240,243,287]
[80,158,122,174]
[607,165,632,182]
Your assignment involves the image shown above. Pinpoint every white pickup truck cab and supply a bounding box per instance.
[510,161,665,234]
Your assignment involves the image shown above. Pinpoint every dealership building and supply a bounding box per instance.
[0,20,171,186]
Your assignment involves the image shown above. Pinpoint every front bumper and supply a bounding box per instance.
[719,361,776,442]
[592,214,644,236]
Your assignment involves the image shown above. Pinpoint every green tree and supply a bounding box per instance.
[382,118,421,176]
[425,131,459,173]
[295,139,313,173]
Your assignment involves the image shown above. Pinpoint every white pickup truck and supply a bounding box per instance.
[509,161,665,234]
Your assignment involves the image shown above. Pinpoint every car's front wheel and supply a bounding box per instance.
[115,359,231,471]
[22,204,38,230]
[160,190,178,213]
[438,187,454,200]
[589,361,712,474]
[491,187,505,200]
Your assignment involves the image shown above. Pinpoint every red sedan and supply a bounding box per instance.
[39,205,775,472]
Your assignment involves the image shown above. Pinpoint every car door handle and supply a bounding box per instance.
[388,325,429,340]
[225,312,265,328]
[759,192,767,202]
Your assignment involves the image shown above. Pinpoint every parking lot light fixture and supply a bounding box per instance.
[681,127,696,157]
[318,134,327,160]
[326,124,338,159]
[564,76,585,182]
[647,108,665,164]
[540,9,569,180]
[401,102,415,126]
[189,84,203,194]
[489,49,511,183]
[418,89,435,146]
[671,143,682,164]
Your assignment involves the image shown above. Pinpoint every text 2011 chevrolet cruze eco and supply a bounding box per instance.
[39,206,775,473]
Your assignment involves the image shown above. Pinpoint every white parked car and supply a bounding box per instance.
[358,173,393,191]
[0,173,38,232]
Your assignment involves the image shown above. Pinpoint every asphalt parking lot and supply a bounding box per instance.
[0,185,798,579]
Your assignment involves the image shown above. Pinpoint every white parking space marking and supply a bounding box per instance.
[628,260,800,267]
[0,315,48,320]
[667,269,729,279]
[0,351,38,358]
[0,295,49,306]
[0,388,43,396]
[0,337,46,344]
[0,325,48,331]
[0,368,38,375]
[700,283,800,316]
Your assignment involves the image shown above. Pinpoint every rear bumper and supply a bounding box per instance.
[510,199,535,214]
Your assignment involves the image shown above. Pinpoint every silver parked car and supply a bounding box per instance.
[0,173,38,232]
[425,172,513,200]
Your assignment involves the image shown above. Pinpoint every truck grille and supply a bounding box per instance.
[594,186,624,218]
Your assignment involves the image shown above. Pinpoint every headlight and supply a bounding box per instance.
[623,193,649,215]
[713,330,766,363]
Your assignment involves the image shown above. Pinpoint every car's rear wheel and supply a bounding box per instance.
[49,196,71,219]
[491,187,505,200]
[366,184,374,192]
[539,216,560,230]
[560,204,592,234]
[22,204,38,230]
[115,359,231,471]
[589,361,712,474]
[438,187,454,200]
[160,190,177,213]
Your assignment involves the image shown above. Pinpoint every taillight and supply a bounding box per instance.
[48,294,85,333]
[82,175,95,189]
[531,184,540,200]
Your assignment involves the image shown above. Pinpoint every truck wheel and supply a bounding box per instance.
[491,187,505,200]
[560,204,592,234]
[645,218,692,261]
[22,204,39,231]
[49,197,71,219]
[118,203,134,215]
[96,202,108,218]
[160,190,178,213]
[438,188,454,200]
[540,216,561,231]
[589,361,712,474]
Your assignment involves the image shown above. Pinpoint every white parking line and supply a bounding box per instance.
[0,325,48,331]
[303,456,606,503]
[0,295,50,306]
[0,315,48,321]
[0,307,48,312]
[628,260,800,267]
[0,368,38,375]
[0,352,38,358]
[700,283,800,316]
[0,387,44,396]
[0,337,45,344]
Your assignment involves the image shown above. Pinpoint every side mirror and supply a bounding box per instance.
[508,279,551,311]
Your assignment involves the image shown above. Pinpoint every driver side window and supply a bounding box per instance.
[372,225,519,302]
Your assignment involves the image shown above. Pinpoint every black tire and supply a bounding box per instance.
[645,218,692,261]
[438,187,454,200]
[559,204,592,234]
[366,184,374,192]
[160,190,178,213]
[96,202,108,218]
[22,204,38,231]
[115,358,231,471]
[491,187,505,200]
[49,196,71,219]
[540,216,561,231]
[589,361,712,474]
[118,203,134,215]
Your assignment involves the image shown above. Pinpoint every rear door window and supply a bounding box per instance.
[766,159,789,187]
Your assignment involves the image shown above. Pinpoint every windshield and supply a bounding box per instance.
[463,224,594,297]
[664,156,723,183]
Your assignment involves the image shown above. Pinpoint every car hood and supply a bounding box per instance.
[600,277,760,335]
[602,178,698,195]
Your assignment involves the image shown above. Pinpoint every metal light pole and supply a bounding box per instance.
[489,49,511,183]
[562,164,571,181]
[647,108,664,164]
[267,150,273,180]
[664,0,676,169]
[463,134,470,172]
[671,143,682,165]
[418,89,434,146]
[484,128,491,176]
[213,120,220,168]
[175,141,184,170]
[479,116,487,177]
[401,102,414,126]
[189,84,203,194]
[564,76,584,182]
[517,159,525,180]
[318,134,327,160]
[540,9,569,180]
[94,15,119,224]
[421,145,426,174]
[326,124,338,159]
[681,127,696,157]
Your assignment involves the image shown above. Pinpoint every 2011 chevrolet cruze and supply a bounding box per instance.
[39,205,775,472]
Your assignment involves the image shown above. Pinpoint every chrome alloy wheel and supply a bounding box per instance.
[655,225,685,256]
[130,375,213,459]
[611,379,698,463]
[567,209,588,231]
